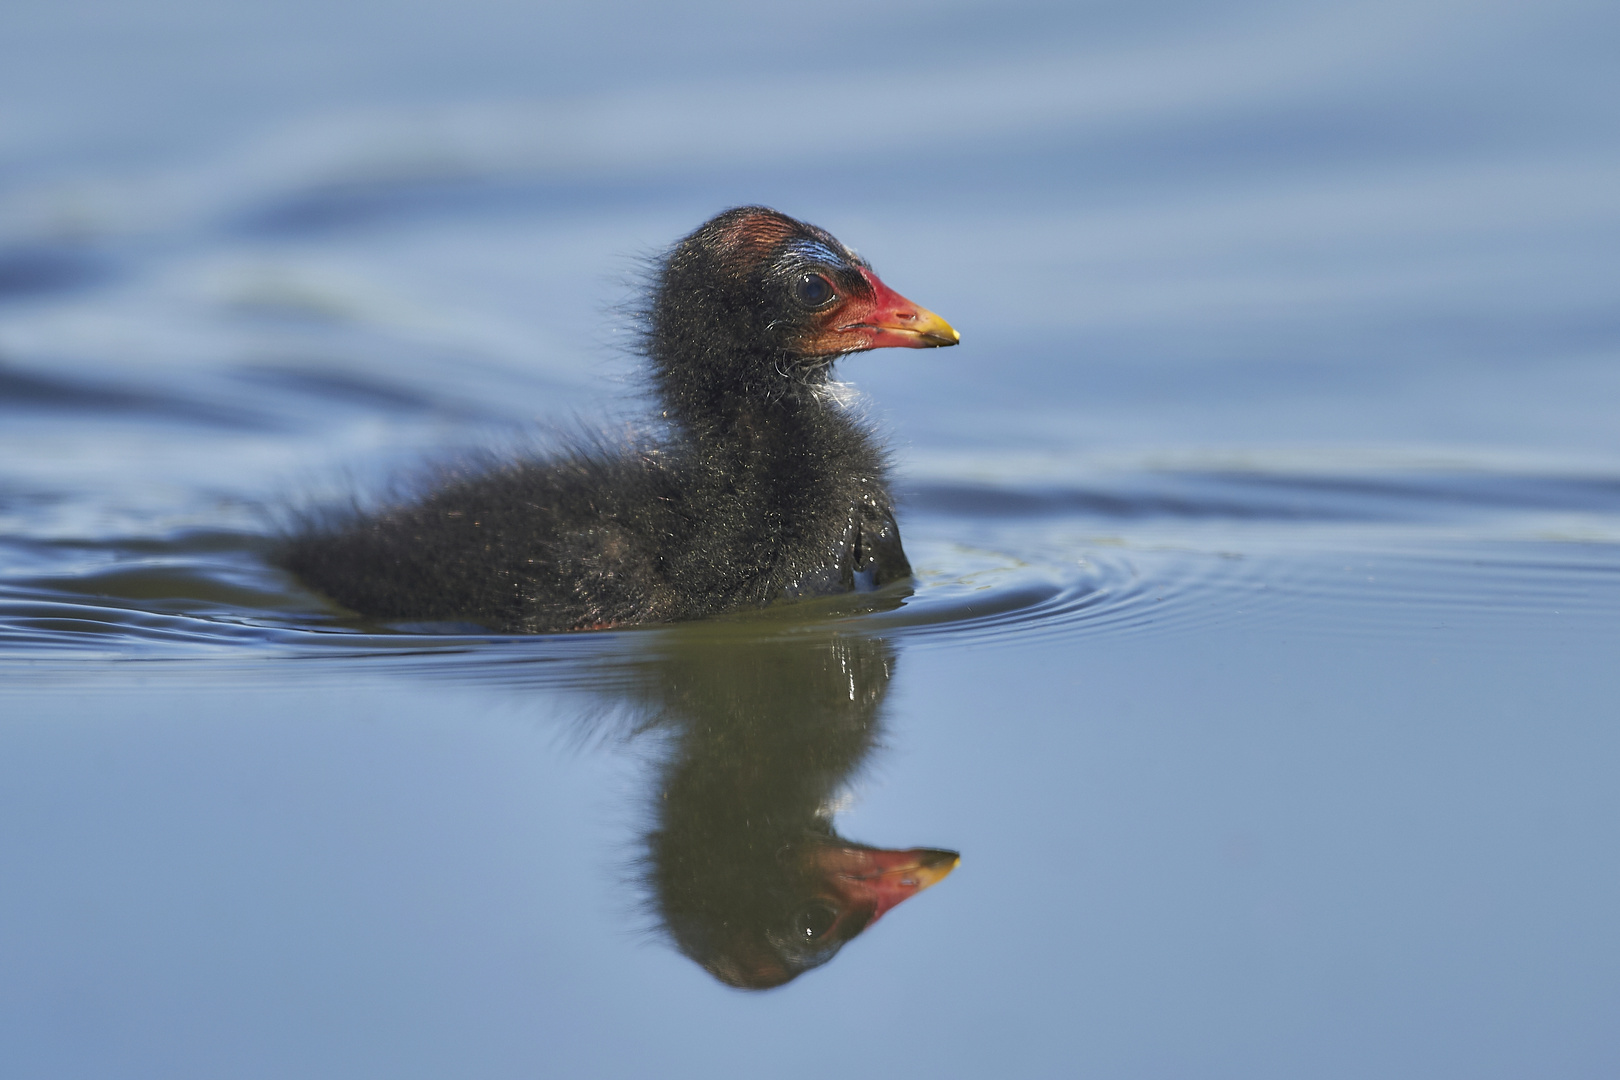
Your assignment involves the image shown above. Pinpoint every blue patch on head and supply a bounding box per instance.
[780,239,851,271]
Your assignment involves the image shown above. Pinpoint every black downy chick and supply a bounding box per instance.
[280,207,959,632]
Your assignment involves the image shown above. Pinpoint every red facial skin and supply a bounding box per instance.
[804,843,961,938]
[801,267,960,357]
[702,843,959,990]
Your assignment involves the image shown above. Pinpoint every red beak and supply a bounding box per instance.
[847,268,961,350]
[810,843,961,923]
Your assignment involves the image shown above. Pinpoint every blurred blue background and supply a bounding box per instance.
[3,2,1619,1077]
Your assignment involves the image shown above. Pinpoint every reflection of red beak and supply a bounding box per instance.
[811,844,960,923]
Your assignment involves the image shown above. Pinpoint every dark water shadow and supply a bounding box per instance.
[0,243,117,304]
[0,364,271,428]
[231,173,684,238]
[909,469,1620,525]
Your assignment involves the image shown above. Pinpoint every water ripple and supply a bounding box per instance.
[3,468,1620,666]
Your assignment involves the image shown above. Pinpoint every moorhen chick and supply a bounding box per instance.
[281,207,958,632]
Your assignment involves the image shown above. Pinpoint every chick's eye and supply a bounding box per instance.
[795,902,839,941]
[792,273,836,309]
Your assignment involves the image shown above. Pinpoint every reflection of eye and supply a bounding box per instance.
[793,273,836,309]
[795,901,839,940]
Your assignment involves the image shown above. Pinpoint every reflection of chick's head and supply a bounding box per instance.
[667,837,958,990]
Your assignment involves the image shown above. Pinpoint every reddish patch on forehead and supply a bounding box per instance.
[713,212,797,258]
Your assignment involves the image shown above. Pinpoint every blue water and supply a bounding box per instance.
[3,1,1620,1076]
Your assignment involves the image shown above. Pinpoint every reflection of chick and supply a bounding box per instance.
[630,629,957,990]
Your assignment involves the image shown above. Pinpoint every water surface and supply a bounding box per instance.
[3,1,1620,1076]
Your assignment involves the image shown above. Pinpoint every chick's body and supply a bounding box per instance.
[280,207,956,632]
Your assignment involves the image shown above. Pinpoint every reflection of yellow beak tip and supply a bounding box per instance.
[911,850,960,891]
